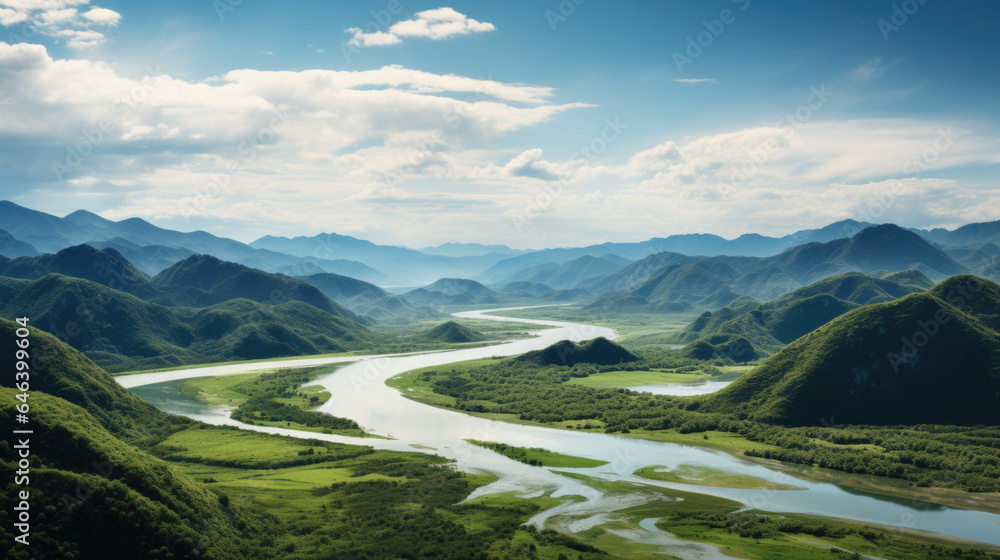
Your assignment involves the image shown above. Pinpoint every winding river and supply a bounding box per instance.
[120,306,1000,554]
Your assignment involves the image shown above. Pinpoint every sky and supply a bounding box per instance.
[1,0,999,249]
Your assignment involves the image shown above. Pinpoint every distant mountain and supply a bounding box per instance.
[477,220,886,284]
[0,228,38,257]
[673,271,929,360]
[0,201,388,282]
[579,252,697,295]
[85,237,197,275]
[923,220,1000,247]
[822,224,965,277]
[516,337,637,367]
[300,272,391,305]
[0,200,94,252]
[0,274,373,371]
[492,254,630,290]
[946,242,1000,268]
[415,321,486,343]
[586,225,967,314]
[418,241,529,257]
[972,257,1000,284]
[299,272,444,323]
[495,281,556,298]
[700,275,1000,425]
[586,259,748,313]
[0,243,162,300]
[151,254,369,324]
[402,278,500,307]
[251,232,513,283]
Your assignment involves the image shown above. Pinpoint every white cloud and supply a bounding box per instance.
[0,0,121,49]
[674,78,717,84]
[345,28,401,47]
[0,42,592,238]
[347,7,494,47]
[82,6,118,24]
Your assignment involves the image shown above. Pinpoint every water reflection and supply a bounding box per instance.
[124,306,1000,548]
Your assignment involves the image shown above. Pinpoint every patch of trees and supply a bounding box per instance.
[420,355,1000,492]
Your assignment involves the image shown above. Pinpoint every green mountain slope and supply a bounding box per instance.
[673,272,929,360]
[0,244,161,300]
[0,389,259,560]
[517,337,637,367]
[402,278,500,307]
[300,272,443,323]
[151,255,369,324]
[0,275,373,372]
[585,225,965,313]
[415,321,486,343]
[700,275,1000,425]
[0,318,192,444]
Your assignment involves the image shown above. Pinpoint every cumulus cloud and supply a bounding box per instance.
[0,0,121,49]
[347,7,494,47]
[503,149,564,181]
[0,42,593,235]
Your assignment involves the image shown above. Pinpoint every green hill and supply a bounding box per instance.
[674,272,928,361]
[0,318,192,444]
[0,318,259,558]
[0,244,162,299]
[517,337,637,367]
[584,225,965,313]
[415,320,486,343]
[0,274,373,372]
[699,275,1000,425]
[0,389,257,560]
[300,272,444,324]
[151,255,370,324]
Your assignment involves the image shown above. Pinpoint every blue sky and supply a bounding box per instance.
[1,0,998,248]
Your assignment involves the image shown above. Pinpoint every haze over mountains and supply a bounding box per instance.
[5,201,1000,291]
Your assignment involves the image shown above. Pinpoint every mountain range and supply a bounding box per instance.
[701,275,1000,425]
[674,270,934,361]
[5,200,1000,289]
[0,201,389,283]
[584,225,970,314]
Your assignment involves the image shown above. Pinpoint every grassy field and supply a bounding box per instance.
[567,369,711,387]
[634,464,802,490]
[158,425,609,559]
[466,439,609,468]
[180,371,335,409]
[384,361,1000,517]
